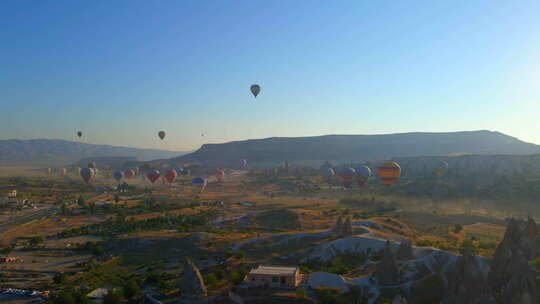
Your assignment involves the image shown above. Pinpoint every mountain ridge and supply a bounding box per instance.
[0,139,188,166]
[170,130,540,166]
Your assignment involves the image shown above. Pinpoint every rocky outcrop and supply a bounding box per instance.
[489,218,540,295]
[180,258,207,303]
[486,218,539,303]
[333,216,353,237]
[392,295,408,304]
[444,250,496,304]
[396,239,414,261]
[342,217,353,236]
[501,250,537,304]
[334,217,344,236]
[375,240,401,285]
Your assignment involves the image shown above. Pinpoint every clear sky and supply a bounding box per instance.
[1,1,539,151]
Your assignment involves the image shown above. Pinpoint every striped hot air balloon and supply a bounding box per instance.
[378,161,401,185]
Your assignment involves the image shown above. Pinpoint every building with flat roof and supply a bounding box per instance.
[246,266,301,288]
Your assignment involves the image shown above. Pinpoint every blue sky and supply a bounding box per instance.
[1,1,539,151]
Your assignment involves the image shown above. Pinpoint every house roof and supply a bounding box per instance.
[87,288,109,298]
[249,266,298,276]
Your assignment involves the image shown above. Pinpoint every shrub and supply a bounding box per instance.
[123,279,140,300]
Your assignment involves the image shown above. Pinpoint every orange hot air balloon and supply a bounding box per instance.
[164,170,178,184]
[124,169,135,179]
[378,161,401,185]
[215,170,225,182]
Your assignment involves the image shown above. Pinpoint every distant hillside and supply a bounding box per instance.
[0,139,187,166]
[171,131,540,167]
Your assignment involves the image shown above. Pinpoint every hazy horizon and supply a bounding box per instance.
[2,1,539,151]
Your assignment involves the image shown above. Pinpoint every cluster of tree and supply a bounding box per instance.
[49,279,141,304]
[57,211,214,238]
[203,267,247,288]
[301,253,366,275]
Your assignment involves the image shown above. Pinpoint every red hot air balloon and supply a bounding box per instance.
[164,170,178,184]
[146,170,161,183]
[215,170,225,182]
[339,167,356,188]
[124,169,135,179]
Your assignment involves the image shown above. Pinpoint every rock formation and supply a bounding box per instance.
[375,240,401,285]
[501,250,537,304]
[180,258,207,303]
[334,216,344,236]
[342,217,353,236]
[444,250,496,304]
[396,239,414,261]
[485,218,539,303]
[392,295,408,304]
[489,217,540,296]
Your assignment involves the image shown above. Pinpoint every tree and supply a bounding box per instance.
[77,196,85,207]
[103,289,123,304]
[29,235,44,247]
[295,287,307,298]
[123,279,140,300]
[61,202,68,216]
[453,224,463,233]
[1,246,14,256]
[53,272,67,284]
[205,273,218,286]
[88,202,95,215]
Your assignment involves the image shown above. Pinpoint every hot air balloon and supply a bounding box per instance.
[192,177,207,193]
[146,170,161,184]
[80,168,93,184]
[378,161,401,185]
[339,167,356,188]
[250,84,261,98]
[215,170,225,182]
[158,131,166,140]
[434,160,449,178]
[240,159,248,170]
[76,167,81,174]
[164,170,178,184]
[355,165,372,187]
[124,169,135,179]
[175,168,183,176]
[113,170,124,183]
[77,131,82,139]
[321,167,335,183]
[59,168,67,176]
[88,161,96,169]
[181,168,190,176]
